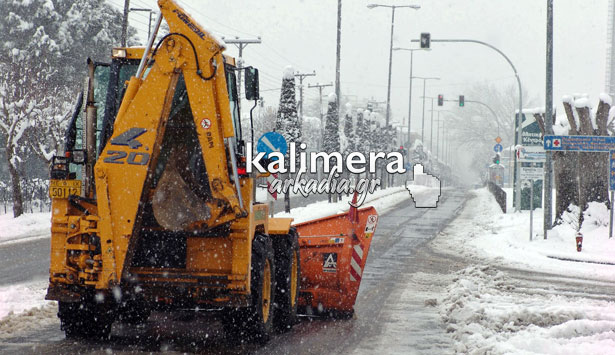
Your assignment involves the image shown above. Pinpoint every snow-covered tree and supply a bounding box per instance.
[323,93,340,154]
[0,0,63,217]
[49,0,138,83]
[0,0,134,217]
[275,66,302,212]
[276,66,301,148]
[355,108,369,155]
[342,103,355,156]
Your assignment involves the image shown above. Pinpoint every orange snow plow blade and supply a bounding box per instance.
[294,206,379,313]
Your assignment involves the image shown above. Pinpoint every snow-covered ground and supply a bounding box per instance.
[440,188,615,280]
[0,212,51,245]
[433,188,615,354]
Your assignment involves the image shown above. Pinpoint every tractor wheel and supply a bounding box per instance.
[272,228,300,331]
[117,298,150,325]
[58,300,115,339]
[244,233,276,343]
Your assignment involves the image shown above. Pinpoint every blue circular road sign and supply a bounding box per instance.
[494,143,503,153]
[257,132,288,158]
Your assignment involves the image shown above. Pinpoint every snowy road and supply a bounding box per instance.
[0,237,49,286]
[0,188,467,354]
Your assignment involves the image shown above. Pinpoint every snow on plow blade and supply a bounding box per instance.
[294,206,379,314]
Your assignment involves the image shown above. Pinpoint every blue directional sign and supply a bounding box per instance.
[493,143,503,153]
[544,135,615,152]
[257,132,288,158]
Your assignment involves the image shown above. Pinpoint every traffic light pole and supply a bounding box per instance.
[412,37,523,212]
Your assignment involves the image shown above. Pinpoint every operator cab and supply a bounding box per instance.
[58,48,251,199]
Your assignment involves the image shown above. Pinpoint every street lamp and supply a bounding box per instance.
[413,77,440,145]
[429,109,457,162]
[393,47,429,149]
[367,4,420,127]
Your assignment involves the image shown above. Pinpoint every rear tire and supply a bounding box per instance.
[117,297,150,325]
[58,300,115,339]
[221,233,275,344]
[273,228,300,331]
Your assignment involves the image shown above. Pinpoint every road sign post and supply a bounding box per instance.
[530,180,534,241]
[520,163,543,242]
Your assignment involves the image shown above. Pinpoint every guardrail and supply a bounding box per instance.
[487,181,506,213]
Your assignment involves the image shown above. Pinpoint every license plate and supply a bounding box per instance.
[49,180,82,199]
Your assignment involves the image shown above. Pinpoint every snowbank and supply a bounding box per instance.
[0,281,56,338]
[441,265,615,354]
[0,212,50,244]
[434,188,615,281]
[275,185,430,224]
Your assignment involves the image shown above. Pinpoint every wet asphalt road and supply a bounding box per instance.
[0,188,468,354]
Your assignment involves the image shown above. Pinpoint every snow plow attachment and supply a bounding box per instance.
[294,206,379,314]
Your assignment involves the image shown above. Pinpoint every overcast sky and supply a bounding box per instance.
[116,0,609,131]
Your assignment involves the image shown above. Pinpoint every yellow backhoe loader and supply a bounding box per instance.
[46,0,378,342]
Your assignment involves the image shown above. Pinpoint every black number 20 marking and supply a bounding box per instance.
[103,150,149,165]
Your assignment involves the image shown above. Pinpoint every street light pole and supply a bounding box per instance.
[367,4,420,126]
[393,47,428,151]
[386,6,396,127]
[430,99,435,152]
[413,76,440,145]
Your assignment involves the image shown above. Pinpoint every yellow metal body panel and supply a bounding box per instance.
[268,218,293,235]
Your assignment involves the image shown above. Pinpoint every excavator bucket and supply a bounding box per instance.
[294,206,379,314]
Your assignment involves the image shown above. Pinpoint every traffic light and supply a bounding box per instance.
[420,32,431,49]
[367,102,373,111]
[437,94,444,106]
[492,153,500,165]
[459,95,465,107]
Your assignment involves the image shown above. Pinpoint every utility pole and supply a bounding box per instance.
[223,37,262,111]
[367,4,420,126]
[295,71,316,127]
[544,0,554,238]
[121,0,130,47]
[308,83,333,150]
[130,8,154,40]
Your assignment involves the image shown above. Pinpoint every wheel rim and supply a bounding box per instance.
[262,259,272,323]
[290,250,298,308]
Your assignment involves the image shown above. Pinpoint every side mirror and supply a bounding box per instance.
[244,67,259,101]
